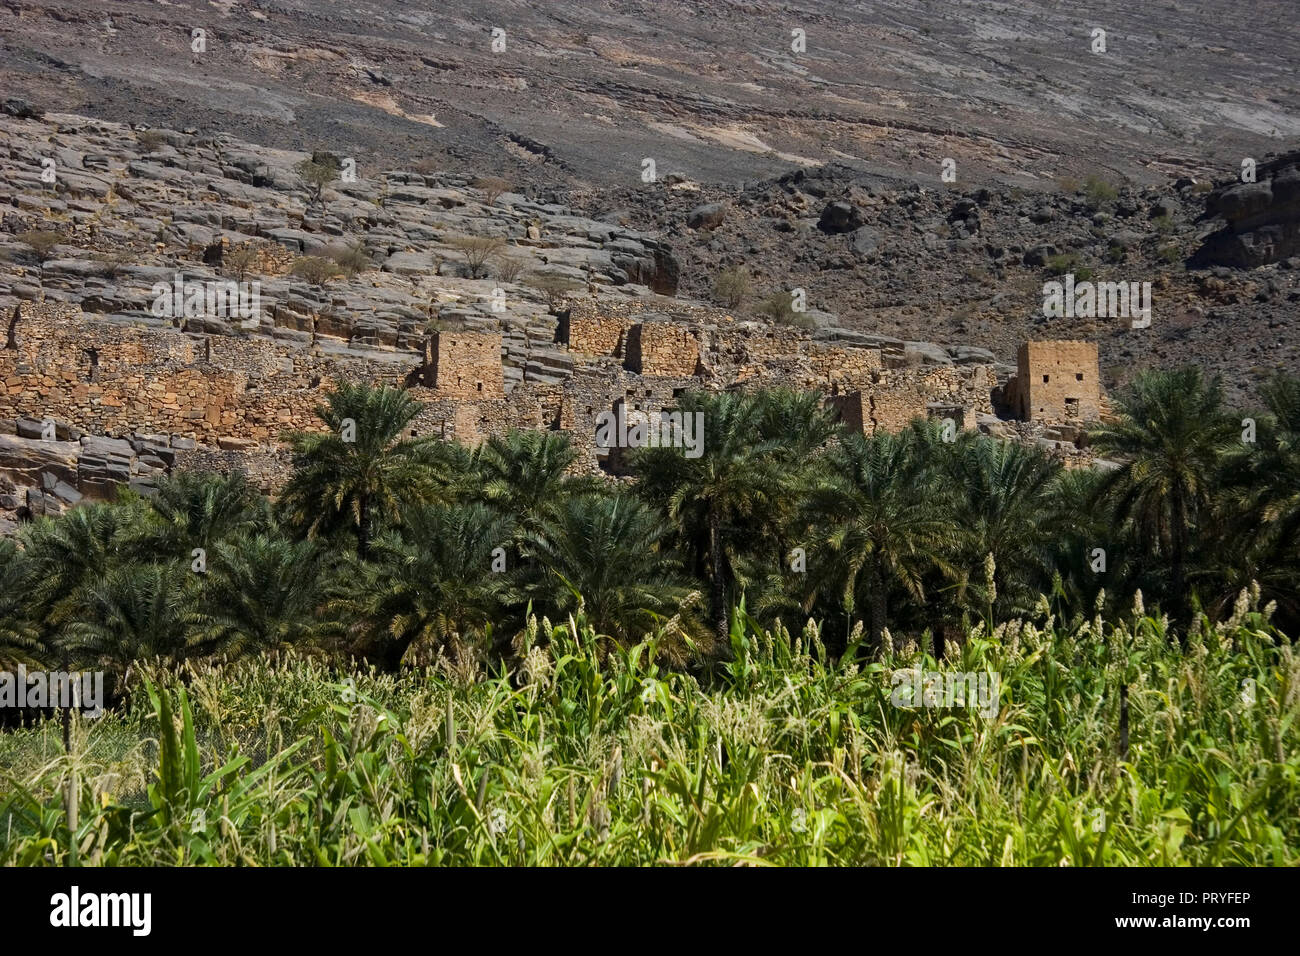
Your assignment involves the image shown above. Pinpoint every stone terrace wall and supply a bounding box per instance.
[833,365,994,434]
[0,304,405,446]
[410,382,562,445]
[564,296,734,359]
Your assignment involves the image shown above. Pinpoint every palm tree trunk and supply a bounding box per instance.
[708,510,728,643]
[1171,489,1189,645]
[358,492,371,561]
[868,562,887,654]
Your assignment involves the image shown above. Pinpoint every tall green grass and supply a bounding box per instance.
[1,592,1295,866]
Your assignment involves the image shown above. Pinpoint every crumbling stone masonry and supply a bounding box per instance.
[0,298,1104,522]
[1009,341,1100,423]
[424,330,505,398]
[626,321,701,377]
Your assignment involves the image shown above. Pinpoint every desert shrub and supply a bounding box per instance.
[1153,215,1175,236]
[475,176,511,206]
[1084,175,1118,208]
[222,245,260,281]
[1046,253,1090,278]
[291,255,338,286]
[325,241,370,278]
[18,229,61,261]
[136,130,168,153]
[713,266,751,308]
[495,253,528,283]
[757,291,815,329]
[295,158,337,206]
[528,274,583,312]
[1057,175,1080,194]
[1158,244,1182,264]
[90,250,129,277]
[449,235,506,278]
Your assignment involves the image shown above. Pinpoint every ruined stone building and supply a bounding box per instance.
[0,296,1103,518]
[1006,340,1101,422]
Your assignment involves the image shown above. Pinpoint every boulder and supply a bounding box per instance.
[817,201,866,234]
[686,203,727,230]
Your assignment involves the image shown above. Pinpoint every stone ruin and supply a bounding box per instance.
[0,295,1103,524]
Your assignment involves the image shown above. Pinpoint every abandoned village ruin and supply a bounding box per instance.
[0,111,1106,522]
[0,294,1101,519]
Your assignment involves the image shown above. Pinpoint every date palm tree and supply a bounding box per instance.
[473,429,595,537]
[331,502,517,671]
[278,381,445,559]
[0,539,39,667]
[196,533,330,658]
[18,499,153,661]
[632,391,796,643]
[523,493,702,650]
[135,470,269,559]
[1090,367,1239,633]
[805,428,958,652]
[63,562,201,677]
[935,428,1065,620]
[1203,373,1300,629]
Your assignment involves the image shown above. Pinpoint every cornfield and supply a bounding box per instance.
[1,593,1296,866]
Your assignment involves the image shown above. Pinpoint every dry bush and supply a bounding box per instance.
[91,250,129,278]
[18,229,61,261]
[222,245,260,281]
[325,241,371,278]
[757,291,814,329]
[495,253,528,283]
[527,273,583,312]
[712,266,751,308]
[449,235,506,278]
[136,130,168,153]
[295,158,337,206]
[475,176,512,206]
[291,255,339,286]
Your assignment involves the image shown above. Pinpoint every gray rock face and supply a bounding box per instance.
[1195,152,1300,268]
[1023,244,1058,267]
[848,226,878,256]
[903,341,953,365]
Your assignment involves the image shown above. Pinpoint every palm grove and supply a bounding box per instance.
[2,366,1297,705]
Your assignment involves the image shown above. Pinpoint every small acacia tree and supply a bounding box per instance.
[222,245,260,281]
[713,266,751,308]
[528,274,583,312]
[18,229,61,263]
[295,157,337,209]
[449,235,505,278]
[291,255,339,286]
[475,176,511,206]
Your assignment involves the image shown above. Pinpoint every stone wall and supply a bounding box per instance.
[1012,340,1100,422]
[426,330,505,398]
[566,312,635,357]
[626,321,700,376]
[0,303,402,447]
[830,365,993,435]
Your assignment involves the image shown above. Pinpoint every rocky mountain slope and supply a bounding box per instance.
[2,0,1298,402]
